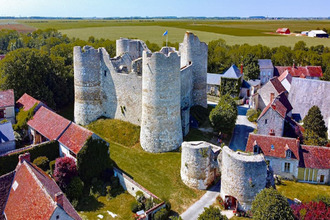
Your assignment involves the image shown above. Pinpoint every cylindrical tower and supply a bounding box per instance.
[74,46,103,125]
[140,51,183,153]
[181,141,217,190]
[220,146,267,211]
[179,32,208,108]
[116,38,130,57]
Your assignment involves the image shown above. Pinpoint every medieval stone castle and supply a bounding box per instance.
[74,32,208,153]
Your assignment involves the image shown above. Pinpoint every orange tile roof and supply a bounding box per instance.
[0,90,14,108]
[300,145,330,169]
[16,93,42,111]
[275,66,323,78]
[27,106,70,141]
[58,123,93,155]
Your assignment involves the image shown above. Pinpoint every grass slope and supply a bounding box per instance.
[86,119,204,214]
[277,180,330,202]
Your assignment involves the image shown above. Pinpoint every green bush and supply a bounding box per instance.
[154,207,169,220]
[66,176,84,201]
[13,103,37,131]
[247,109,261,122]
[145,198,154,210]
[198,206,227,220]
[33,156,49,171]
[190,105,209,125]
[130,201,143,213]
[0,140,59,176]
[49,160,56,175]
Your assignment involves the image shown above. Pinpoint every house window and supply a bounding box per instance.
[320,175,325,183]
[265,119,268,124]
[104,70,107,77]
[286,150,292,158]
[0,109,4,118]
[284,162,291,172]
[253,145,259,154]
[263,72,266,76]
[268,72,271,76]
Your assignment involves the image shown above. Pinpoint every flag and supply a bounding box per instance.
[163,30,168,36]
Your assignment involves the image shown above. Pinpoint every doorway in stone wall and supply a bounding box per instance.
[224,195,237,210]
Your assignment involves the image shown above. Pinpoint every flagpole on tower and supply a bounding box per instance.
[163,30,168,47]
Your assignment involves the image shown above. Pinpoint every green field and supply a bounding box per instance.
[14,19,330,47]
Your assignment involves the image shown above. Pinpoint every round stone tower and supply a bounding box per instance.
[140,51,183,153]
[116,38,130,57]
[181,141,220,189]
[179,32,208,108]
[74,46,103,125]
[220,146,267,211]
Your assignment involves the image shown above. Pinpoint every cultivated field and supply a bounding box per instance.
[15,19,330,47]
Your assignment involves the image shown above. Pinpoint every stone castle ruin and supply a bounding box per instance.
[74,32,208,153]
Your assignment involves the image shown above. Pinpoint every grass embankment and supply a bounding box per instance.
[86,119,205,214]
[277,180,330,202]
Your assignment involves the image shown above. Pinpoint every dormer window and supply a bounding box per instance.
[271,145,275,150]
[253,145,261,154]
[286,150,292,158]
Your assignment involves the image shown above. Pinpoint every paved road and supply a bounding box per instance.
[229,105,256,151]
[181,181,220,220]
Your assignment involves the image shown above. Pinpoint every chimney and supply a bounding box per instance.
[19,152,30,164]
[269,129,275,136]
[240,63,243,74]
[55,192,64,207]
[270,93,275,103]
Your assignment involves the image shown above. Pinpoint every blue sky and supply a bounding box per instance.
[0,0,329,17]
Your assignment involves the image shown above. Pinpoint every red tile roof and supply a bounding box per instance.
[58,123,93,155]
[278,70,293,84]
[299,145,330,169]
[270,77,286,94]
[246,133,300,160]
[258,92,292,120]
[16,93,42,111]
[0,90,14,108]
[0,171,15,219]
[4,160,81,220]
[275,66,323,78]
[27,106,70,141]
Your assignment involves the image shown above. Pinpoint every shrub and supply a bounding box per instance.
[49,160,56,175]
[247,109,261,122]
[77,137,112,184]
[313,195,330,206]
[251,188,294,220]
[13,103,37,131]
[89,178,105,198]
[291,201,329,220]
[145,198,154,210]
[33,156,49,171]
[130,201,144,213]
[198,206,227,220]
[66,176,84,201]
[53,157,77,191]
[154,208,169,220]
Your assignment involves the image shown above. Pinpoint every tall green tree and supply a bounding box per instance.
[209,94,237,134]
[251,188,294,220]
[303,105,328,146]
[243,53,260,80]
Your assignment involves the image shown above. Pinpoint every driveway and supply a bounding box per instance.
[181,181,220,220]
[229,105,256,151]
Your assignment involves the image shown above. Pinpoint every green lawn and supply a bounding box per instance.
[86,119,205,214]
[277,180,330,202]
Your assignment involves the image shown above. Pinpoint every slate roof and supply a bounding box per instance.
[0,90,14,108]
[299,145,330,169]
[207,73,222,85]
[288,78,330,128]
[275,66,323,78]
[16,93,42,111]
[258,92,292,120]
[27,106,71,141]
[258,59,273,69]
[4,159,81,220]
[269,77,286,94]
[222,64,242,79]
[278,70,293,84]
[245,133,300,160]
[0,171,15,219]
[0,122,15,144]
[247,79,261,87]
[58,123,93,155]
[242,80,251,89]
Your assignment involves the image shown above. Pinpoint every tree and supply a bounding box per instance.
[293,41,307,51]
[243,53,260,80]
[291,201,329,220]
[321,66,330,81]
[66,176,84,201]
[54,157,77,191]
[198,206,228,220]
[77,137,112,184]
[272,46,294,66]
[303,105,328,146]
[251,188,294,220]
[209,94,237,134]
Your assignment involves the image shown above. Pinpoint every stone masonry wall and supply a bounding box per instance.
[257,108,285,136]
[220,146,267,211]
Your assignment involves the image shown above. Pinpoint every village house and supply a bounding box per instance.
[16,93,46,112]
[278,70,293,92]
[258,59,274,85]
[207,73,221,96]
[0,121,16,154]
[246,134,330,184]
[257,92,293,137]
[251,77,287,110]
[0,153,81,219]
[275,65,323,80]
[0,90,15,124]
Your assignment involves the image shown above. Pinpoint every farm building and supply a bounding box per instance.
[308,30,329,38]
[276,28,290,34]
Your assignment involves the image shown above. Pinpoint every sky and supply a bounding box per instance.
[0,0,329,18]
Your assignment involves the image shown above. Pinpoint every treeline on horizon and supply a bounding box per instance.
[0,28,329,111]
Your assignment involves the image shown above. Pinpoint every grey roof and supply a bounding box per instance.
[207,73,222,85]
[222,64,242,79]
[288,78,330,127]
[258,59,274,69]
[247,79,261,87]
[0,122,15,143]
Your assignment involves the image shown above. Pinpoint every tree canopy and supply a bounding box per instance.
[243,53,260,80]
[198,206,228,220]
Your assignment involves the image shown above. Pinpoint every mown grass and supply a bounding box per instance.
[277,180,330,203]
[86,119,205,214]
[79,193,136,220]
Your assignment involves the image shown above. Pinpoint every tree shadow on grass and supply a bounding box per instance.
[76,195,105,212]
